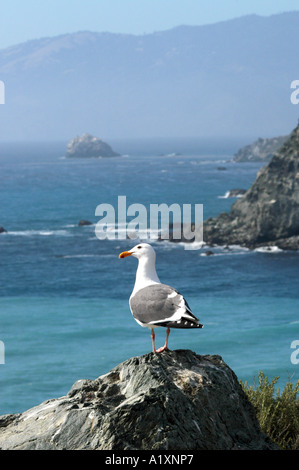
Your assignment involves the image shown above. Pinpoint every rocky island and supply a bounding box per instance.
[233,134,289,162]
[65,133,120,158]
[0,350,277,450]
[203,122,299,250]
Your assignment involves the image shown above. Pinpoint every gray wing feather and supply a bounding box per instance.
[129,283,203,329]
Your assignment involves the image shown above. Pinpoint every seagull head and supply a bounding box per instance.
[119,242,156,260]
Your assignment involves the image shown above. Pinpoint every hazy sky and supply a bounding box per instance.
[1,0,299,48]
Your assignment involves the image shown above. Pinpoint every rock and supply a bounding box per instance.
[226,188,247,198]
[65,133,120,158]
[204,122,299,250]
[233,135,289,162]
[0,226,7,234]
[203,250,214,256]
[0,350,278,450]
[78,219,93,226]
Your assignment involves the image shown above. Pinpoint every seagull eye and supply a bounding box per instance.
[137,245,142,249]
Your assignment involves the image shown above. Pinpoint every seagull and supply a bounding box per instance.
[119,243,203,353]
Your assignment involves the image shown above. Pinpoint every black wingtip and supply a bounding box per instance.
[156,319,204,329]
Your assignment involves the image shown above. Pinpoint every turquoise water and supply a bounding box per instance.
[0,141,298,414]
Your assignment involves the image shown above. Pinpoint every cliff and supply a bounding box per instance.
[204,122,299,250]
[0,350,277,450]
[233,135,289,162]
[65,134,120,158]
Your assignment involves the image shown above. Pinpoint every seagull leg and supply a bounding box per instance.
[156,327,170,353]
[151,328,156,352]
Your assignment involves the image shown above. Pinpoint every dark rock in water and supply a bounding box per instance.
[78,219,93,226]
[233,135,289,162]
[0,226,7,234]
[0,350,277,450]
[204,122,299,250]
[217,166,227,171]
[203,250,214,256]
[65,133,120,158]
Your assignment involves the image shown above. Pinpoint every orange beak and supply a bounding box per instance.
[119,250,132,259]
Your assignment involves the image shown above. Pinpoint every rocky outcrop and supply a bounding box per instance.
[204,122,299,250]
[78,219,93,226]
[233,135,289,162]
[65,134,120,158]
[0,226,7,234]
[0,350,277,450]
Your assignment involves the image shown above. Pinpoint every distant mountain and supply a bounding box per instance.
[0,13,299,141]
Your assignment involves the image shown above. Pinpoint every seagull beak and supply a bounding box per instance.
[119,250,133,259]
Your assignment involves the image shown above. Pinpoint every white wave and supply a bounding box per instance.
[179,241,206,251]
[66,223,95,228]
[218,190,245,199]
[135,239,250,254]
[198,244,250,256]
[6,229,72,237]
[200,250,249,257]
[218,191,230,199]
[151,239,206,252]
[254,246,282,253]
[95,223,161,241]
[58,254,113,259]
[191,159,229,165]
[223,244,250,251]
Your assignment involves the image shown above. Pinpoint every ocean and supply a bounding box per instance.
[0,139,298,415]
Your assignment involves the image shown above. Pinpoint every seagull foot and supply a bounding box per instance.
[155,346,169,353]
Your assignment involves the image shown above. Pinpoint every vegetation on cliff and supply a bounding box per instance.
[241,372,299,450]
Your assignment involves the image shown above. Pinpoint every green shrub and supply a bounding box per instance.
[241,371,299,450]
